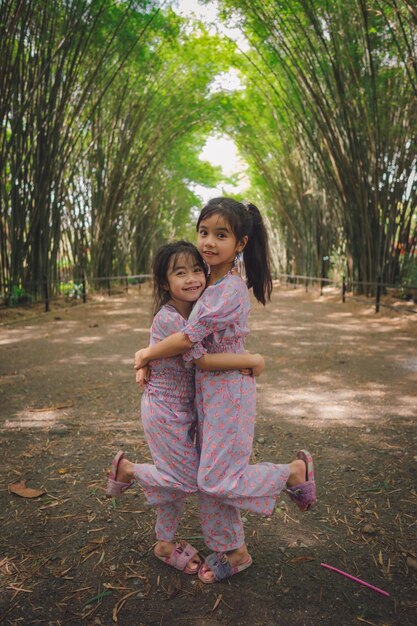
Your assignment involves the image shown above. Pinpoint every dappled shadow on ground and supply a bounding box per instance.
[0,289,416,625]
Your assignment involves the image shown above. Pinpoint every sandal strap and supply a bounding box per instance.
[108,477,134,490]
[205,553,233,581]
[168,543,198,571]
[285,480,316,505]
[296,449,315,482]
[109,450,124,481]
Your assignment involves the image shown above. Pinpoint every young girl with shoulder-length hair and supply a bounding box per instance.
[132,198,316,584]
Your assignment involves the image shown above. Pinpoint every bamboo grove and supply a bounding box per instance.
[0,0,231,299]
[1,0,416,303]
[217,0,417,287]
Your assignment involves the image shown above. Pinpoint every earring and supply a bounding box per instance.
[234,252,245,276]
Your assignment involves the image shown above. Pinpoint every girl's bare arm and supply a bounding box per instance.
[196,352,265,376]
[134,332,192,369]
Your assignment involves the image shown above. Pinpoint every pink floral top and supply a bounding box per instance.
[183,273,250,360]
[146,304,194,402]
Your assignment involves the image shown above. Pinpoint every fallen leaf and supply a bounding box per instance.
[29,402,73,412]
[406,556,417,572]
[289,555,315,563]
[8,480,45,498]
[362,523,377,535]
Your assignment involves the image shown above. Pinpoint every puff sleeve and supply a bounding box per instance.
[183,280,241,344]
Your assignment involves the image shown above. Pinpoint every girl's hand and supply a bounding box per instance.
[240,355,265,377]
[136,365,150,389]
[251,354,265,377]
[134,348,150,370]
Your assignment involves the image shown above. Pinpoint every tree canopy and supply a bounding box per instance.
[1,0,416,300]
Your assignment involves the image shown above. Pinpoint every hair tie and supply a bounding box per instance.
[243,201,262,225]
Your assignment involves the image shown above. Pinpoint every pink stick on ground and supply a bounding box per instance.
[321,563,390,597]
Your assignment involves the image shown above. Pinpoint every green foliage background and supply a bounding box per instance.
[0,0,416,299]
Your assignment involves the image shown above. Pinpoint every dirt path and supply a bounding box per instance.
[1,286,416,626]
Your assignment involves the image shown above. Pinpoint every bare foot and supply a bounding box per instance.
[199,544,251,583]
[286,457,314,512]
[154,540,201,573]
[114,458,135,483]
[287,459,306,488]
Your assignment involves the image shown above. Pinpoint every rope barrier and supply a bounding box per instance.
[0,274,152,312]
[1,272,416,315]
[277,273,417,315]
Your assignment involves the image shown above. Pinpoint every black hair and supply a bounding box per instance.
[152,240,208,316]
[196,197,272,305]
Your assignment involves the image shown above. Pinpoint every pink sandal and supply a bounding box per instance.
[154,541,201,575]
[284,449,317,511]
[106,450,135,497]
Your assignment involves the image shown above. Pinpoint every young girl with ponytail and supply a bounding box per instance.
[122,198,316,583]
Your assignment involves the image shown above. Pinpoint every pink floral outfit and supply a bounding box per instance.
[132,305,199,542]
[183,274,290,552]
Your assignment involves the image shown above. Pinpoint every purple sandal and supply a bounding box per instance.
[154,541,201,575]
[106,450,135,497]
[198,552,252,584]
[284,449,317,511]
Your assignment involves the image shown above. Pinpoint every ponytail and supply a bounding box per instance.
[197,197,272,305]
[243,203,272,306]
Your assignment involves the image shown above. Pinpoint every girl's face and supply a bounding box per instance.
[166,253,206,306]
[197,213,247,269]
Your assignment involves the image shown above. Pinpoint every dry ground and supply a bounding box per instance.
[0,284,416,626]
